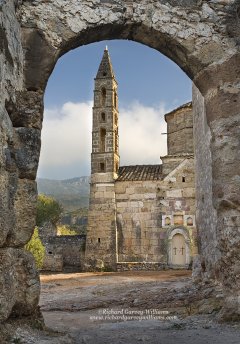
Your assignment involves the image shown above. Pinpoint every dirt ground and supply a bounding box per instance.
[37,271,240,344]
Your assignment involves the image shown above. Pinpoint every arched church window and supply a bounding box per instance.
[174,215,184,225]
[100,128,106,152]
[165,217,171,226]
[101,87,106,106]
[187,217,193,226]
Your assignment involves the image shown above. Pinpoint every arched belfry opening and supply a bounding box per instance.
[101,87,106,106]
[114,89,117,108]
[100,128,106,152]
[100,112,106,122]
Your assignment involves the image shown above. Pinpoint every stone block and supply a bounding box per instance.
[14,128,41,180]
[7,90,44,129]
[182,187,195,198]
[0,172,14,247]
[116,202,127,208]
[9,178,37,246]
[128,193,141,200]
[144,193,157,199]
[128,201,139,208]
[166,189,182,198]
[0,248,40,322]
[116,194,129,200]
[126,187,135,195]
[94,191,104,198]
[104,191,115,198]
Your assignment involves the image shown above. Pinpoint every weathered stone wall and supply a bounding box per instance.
[0,0,40,323]
[42,252,63,272]
[114,156,197,266]
[85,182,118,270]
[43,235,86,271]
[0,0,239,323]
[158,157,198,266]
[162,103,194,176]
[165,103,193,156]
[192,83,240,320]
[192,85,219,282]
[116,180,162,263]
[117,262,166,272]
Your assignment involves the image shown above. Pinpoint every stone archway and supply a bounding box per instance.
[0,0,239,322]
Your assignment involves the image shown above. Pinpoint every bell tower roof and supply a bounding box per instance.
[96,47,116,79]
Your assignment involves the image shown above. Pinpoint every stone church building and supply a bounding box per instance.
[85,48,198,271]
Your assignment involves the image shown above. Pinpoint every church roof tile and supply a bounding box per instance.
[117,165,162,181]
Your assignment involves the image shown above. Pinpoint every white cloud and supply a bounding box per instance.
[119,101,167,165]
[38,101,168,179]
[38,101,92,179]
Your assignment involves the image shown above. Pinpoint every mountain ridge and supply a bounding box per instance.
[37,176,90,211]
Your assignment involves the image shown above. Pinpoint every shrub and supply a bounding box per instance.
[25,228,45,269]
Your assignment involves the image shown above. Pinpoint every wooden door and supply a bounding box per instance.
[172,234,186,265]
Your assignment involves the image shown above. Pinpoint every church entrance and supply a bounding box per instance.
[172,233,186,266]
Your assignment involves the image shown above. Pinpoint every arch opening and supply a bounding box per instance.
[38,38,196,274]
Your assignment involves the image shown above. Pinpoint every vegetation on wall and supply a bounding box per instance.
[25,228,45,269]
[25,194,62,269]
[57,225,78,236]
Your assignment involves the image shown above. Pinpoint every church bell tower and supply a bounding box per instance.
[85,48,119,271]
[91,46,120,183]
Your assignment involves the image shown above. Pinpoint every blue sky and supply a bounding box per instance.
[39,40,192,180]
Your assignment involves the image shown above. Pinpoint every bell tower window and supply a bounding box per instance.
[100,162,105,172]
[100,128,106,152]
[101,112,106,122]
[101,87,106,106]
[115,129,118,153]
[114,89,117,108]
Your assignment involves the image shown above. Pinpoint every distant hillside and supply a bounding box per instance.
[37,176,90,211]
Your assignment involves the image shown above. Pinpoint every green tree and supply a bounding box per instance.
[25,228,45,269]
[36,194,63,226]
